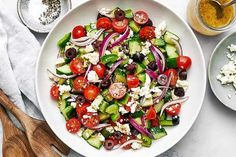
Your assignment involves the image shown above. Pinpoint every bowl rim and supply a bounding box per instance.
[35,0,206,156]
[208,31,236,111]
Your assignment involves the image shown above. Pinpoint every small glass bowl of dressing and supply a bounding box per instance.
[187,0,236,36]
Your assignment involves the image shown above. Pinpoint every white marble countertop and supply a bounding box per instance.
[3,0,236,157]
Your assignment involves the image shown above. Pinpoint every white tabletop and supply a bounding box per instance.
[3,0,236,156]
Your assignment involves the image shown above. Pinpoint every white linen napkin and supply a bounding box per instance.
[0,0,180,156]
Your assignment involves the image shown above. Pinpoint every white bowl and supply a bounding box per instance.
[35,0,206,156]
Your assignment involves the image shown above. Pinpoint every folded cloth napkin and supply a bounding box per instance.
[0,0,180,156]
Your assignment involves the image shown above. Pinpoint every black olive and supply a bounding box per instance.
[132,53,145,62]
[127,63,136,74]
[101,80,111,89]
[113,131,122,140]
[104,139,115,150]
[174,87,185,97]
[65,48,77,60]
[92,41,102,50]
[97,13,106,20]
[114,8,125,21]
[76,95,85,105]
[179,70,187,80]
[172,116,180,126]
[147,61,157,71]
[142,19,153,27]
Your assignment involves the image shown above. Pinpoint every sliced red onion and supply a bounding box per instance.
[99,32,119,57]
[171,39,183,56]
[84,64,92,79]
[154,73,172,103]
[150,45,166,73]
[47,69,77,80]
[130,118,154,139]
[160,96,189,117]
[103,59,124,82]
[90,123,111,130]
[157,74,168,85]
[72,36,90,42]
[145,69,158,80]
[109,28,130,48]
[113,140,142,150]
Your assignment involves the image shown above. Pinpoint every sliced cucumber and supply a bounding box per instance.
[85,24,91,32]
[99,100,109,113]
[57,32,71,48]
[164,31,179,44]
[101,89,113,102]
[142,97,153,107]
[152,38,166,47]
[129,40,141,55]
[125,9,134,18]
[160,120,173,126]
[154,100,165,113]
[56,64,73,75]
[147,53,155,62]
[99,112,110,121]
[160,111,167,121]
[135,63,146,75]
[105,104,119,115]
[141,135,152,147]
[137,72,146,83]
[61,106,75,120]
[118,93,130,105]
[111,112,120,121]
[101,128,112,138]
[166,57,178,68]
[165,44,179,58]
[58,99,68,112]
[114,68,126,83]
[134,117,151,129]
[131,110,145,118]
[150,127,167,140]
[60,92,71,100]
[82,128,95,140]
[87,135,103,149]
[129,20,141,33]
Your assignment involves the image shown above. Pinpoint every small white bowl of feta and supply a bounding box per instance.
[209,32,236,111]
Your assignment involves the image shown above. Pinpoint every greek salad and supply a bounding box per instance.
[48,7,192,150]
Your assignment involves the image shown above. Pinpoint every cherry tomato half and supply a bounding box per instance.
[66,118,81,133]
[146,106,156,120]
[139,26,155,40]
[83,85,100,101]
[127,75,139,89]
[81,112,100,128]
[73,76,88,93]
[97,17,112,30]
[151,118,159,127]
[164,69,178,86]
[112,19,128,33]
[109,83,127,99]
[134,11,149,25]
[50,85,59,100]
[92,63,106,78]
[72,25,86,39]
[165,103,181,116]
[70,58,86,75]
[76,102,90,119]
[119,135,136,150]
[177,56,192,70]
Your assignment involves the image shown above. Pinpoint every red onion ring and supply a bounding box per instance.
[130,118,154,139]
[145,69,158,80]
[150,45,166,73]
[84,64,92,79]
[90,124,111,130]
[99,32,119,57]
[103,59,124,82]
[47,69,77,80]
[112,140,142,150]
[109,28,130,48]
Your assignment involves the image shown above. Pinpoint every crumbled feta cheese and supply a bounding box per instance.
[228,94,232,99]
[128,59,133,64]
[119,106,129,115]
[130,87,141,100]
[176,80,189,91]
[77,127,85,137]
[91,95,103,110]
[70,102,77,108]
[82,52,99,65]
[129,29,134,38]
[228,44,236,52]
[141,41,151,55]
[140,86,150,98]
[90,23,96,29]
[97,133,105,142]
[114,123,131,135]
[106,126,114,133]
[131,142,142,150]
[144,73,151,86]
[83,114,91,119]
[226,52,235,60]
[136,134,142,139]
[118,51,125,58]
[87,70,101,83]
[105,50,111,55]
[216,60,236,88]
[86,106,97,112]
[84,44,94,53]
[150,87,162,96]
[56,57,65,65]
[155,21,166,38]
[130,101,138,113]
[58,85,71,95]
[98,8,114,18]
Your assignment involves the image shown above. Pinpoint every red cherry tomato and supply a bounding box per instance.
[66,118,81,133]
[139,26,155,40]
[165,103,181,116]
[83,85,100,101]
[134,11,149,25]
[151,118,159,127]
[50,85,59,100]
[97,17,112,30]
[139,26,156,40]
[72,25,86,39]
[70,58,86,75]
[81,112,100,128]
[112,19,128,33]
[109,83,127,99]
[146,106,157,120]
[73,76,88,93]
[76,102,90,119]
[92,63,106,78]
[177,56,192,70]
[164,69,178,86]
[119,135,136,150]
[127,75,139,89]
